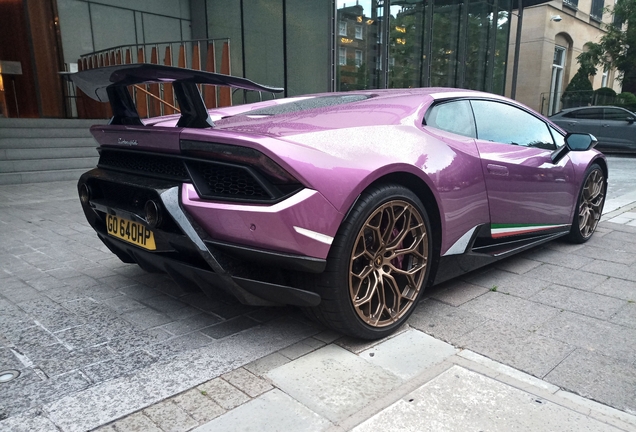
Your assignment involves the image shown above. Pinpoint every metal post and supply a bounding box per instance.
[511,0,523,100]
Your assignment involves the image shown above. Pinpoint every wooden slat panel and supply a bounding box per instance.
[135,48,148,118]
[219,42,232,107]
[204,43,217,108]
[101,54,113,117]
[148,47,161,117]
[121,49,134,98]
[86,56,104,119]
[75,58,87,119]
[178,44,186,68]
[192,43,201,70]
[163,46,175,115]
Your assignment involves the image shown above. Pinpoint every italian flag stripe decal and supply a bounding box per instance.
[491,223,570,239]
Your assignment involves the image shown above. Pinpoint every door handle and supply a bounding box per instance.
[487,164,509,176]
[602,124,610,127]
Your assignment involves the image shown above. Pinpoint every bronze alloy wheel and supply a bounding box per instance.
[348,199,429,327]
[578,168,605,239]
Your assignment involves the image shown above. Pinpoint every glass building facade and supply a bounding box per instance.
[336,0,511,94]
[206,0,511,103]
[1,0,512,118]
[206,0,333,103]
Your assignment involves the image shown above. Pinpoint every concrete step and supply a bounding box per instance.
[0,118,107,129]
[0,118,106,185]
[0,137,97,149]
[1,146,98,160]
[0,168,89,185]
[0,157,97,173]
[0,128,94,139]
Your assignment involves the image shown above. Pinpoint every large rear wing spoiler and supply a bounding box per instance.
[65,64,284,128]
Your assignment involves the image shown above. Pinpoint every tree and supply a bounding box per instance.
[577,0,636,93]
[561,66,594,108]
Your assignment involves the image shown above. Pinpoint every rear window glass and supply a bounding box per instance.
[425,100,476,138]
[604,108,632,120]
[245,95,372,116]
[563,108,603,119]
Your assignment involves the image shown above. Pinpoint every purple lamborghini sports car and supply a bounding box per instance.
[70,65,607,339]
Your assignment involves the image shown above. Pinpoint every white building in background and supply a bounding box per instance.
[507,0,622,115]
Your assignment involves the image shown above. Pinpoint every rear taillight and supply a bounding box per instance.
[180,140,303,202]
[180,140,298,185]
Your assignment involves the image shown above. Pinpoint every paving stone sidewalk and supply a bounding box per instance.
[0,182,303,425]
[69,329,636,431]
[1,181,636,431]
[413,214,636,415]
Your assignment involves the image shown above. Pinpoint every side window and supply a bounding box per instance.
[573,108,604,119]
[471,100,556,150]
[424,100,476,138]
[604,108,632,120]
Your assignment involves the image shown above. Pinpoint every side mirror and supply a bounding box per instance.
[551,133,598,163]
[566,133,598,150]
[626,116,635,124]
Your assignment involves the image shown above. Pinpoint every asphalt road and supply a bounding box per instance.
[606,154,636,199]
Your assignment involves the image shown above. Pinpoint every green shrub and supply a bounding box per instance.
[617,92,636,105]
[593,87,617,105]
[561,68,593,108]
[594,87,617,97]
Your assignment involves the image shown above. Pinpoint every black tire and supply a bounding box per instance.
[567,163,606,243]
[306,184,433,339]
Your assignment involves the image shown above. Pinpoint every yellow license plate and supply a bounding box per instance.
[106,214,156,250]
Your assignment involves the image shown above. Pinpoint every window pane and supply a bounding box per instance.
[431,2,462,87]
[464,1,508,93]
[604,108,631,120]
[591,0,604,20]
[388,2,426,88]
[573,108,604,119]
[471,100,555,149]
[492,7,510,95]
[207,0,244,104]
[339,21,347,35]
[337,1,382,91]
[355,25,364,39]
[286,0,331,96]
[242,0,284,103]
[425,100,476,138]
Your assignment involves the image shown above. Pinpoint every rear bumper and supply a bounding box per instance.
[98,232,320,307]
[79,169,322,307]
